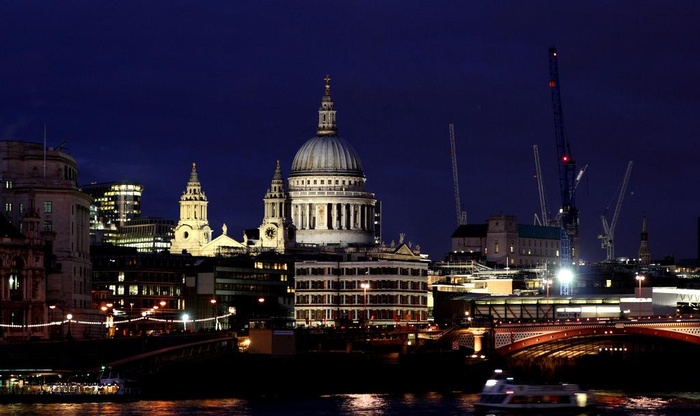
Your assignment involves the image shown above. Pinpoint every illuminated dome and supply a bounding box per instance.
[284,75,376,247]
[290,135,364,177]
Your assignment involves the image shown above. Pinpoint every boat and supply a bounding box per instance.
[473,369,596,415]
[0,370,141,403]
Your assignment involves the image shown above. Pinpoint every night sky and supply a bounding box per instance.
[1,2,698,262]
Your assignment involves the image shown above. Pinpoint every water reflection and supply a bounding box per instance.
[339,394,389,415]
[0,391,698,415]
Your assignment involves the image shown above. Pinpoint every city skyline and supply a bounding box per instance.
[1,2,699,261]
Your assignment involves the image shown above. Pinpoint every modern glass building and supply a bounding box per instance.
[82,181,174,253]
[82,181,143,231]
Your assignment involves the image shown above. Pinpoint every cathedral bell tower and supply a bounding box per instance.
[258,160,294,252]
[638,215,651,265]
[170,163,213,254]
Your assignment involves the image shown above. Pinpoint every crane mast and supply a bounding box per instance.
[599,161,634,262]
[548,46,578,294]
[449,123,466,225]
[533,144,549,226]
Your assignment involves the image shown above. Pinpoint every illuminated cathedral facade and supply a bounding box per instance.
[169,76,429,327]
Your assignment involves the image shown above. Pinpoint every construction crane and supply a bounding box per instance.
[548,46,579,295]
[598,161,634,262]
[449,123,467,225]
[532,144,549,226]
[547,163,588,227]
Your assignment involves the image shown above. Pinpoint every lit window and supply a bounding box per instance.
[9,274,19,290]
[44,201,52,213]
[4,203,11,212]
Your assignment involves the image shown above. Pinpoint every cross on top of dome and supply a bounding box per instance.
[324,74,331,96]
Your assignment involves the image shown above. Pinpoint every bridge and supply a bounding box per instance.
[5,317,700,378]
[96,334,238,377]
[447,317,700,359]
[0,332,238,379]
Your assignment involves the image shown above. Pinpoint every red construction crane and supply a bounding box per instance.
[548,46,581,295]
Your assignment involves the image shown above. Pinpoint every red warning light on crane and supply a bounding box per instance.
[561,155,570,163]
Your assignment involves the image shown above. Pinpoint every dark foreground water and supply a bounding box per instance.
[0,391,698,416]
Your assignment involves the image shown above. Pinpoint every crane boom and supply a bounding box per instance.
[599,161,634,261]
[548,46,579,285]
[533,144,549,226]
[449,123,466,225]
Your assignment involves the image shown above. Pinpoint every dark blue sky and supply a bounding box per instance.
[1,1,699,262]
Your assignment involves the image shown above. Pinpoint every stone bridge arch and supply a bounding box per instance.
[493,321,700,357]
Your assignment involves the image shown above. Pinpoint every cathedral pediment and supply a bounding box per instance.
[373,243,421,261]
[394,244,416,256]
[201,234,246,252]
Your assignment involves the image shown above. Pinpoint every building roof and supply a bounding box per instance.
[290,135,364,176]
[451,223,560,240]
[451,224,488,238]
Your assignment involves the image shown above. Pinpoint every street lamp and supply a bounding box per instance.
[182,314,190,332]
[159,300,167,332]
[360,282,370,324]
[49,305,57,339]
[636,274,645,317]
[228,307,236,332]
[101,305,109,336]
[210,299,217,330]
[101,303,115,338]
[66,313,73,339]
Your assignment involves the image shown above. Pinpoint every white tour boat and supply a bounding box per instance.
[474,369,596,414]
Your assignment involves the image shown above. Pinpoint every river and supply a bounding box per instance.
[0,390,698,415]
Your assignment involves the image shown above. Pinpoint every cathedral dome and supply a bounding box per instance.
[290,135,364,177]
[289,75,365,178]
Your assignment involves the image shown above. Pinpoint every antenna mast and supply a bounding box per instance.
[449,123,467,225]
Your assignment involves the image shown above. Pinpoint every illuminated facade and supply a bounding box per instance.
[451,215,561,268]
[294,246,430,327]
[253,76,378,252]
[82,180,144,246]
[0,206,47,341]
[280,78,428,327]
[114,217,175,253]
[82,181,143,228]
[170,163,247,256]
[0,140,93,338]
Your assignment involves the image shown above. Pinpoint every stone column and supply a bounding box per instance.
[469,327,488,354]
